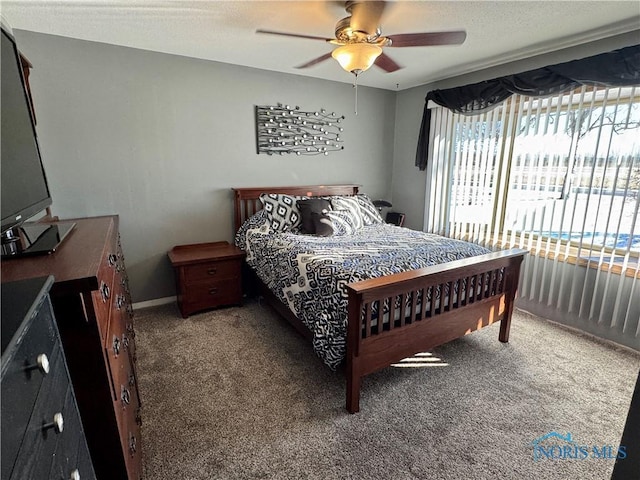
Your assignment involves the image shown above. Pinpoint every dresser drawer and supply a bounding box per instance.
[105,307,130,403]
[184,260,240,284]
[118,400,142,480]
[10,347,69,480]
[47,385,83,480]
[73,436,97,480]
[1,302,57,480]
[92,253,118,346]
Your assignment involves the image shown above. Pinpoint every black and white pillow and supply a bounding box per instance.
[325,209,357,235]
[259,193,304,232]
[330,196,363,231]
[356,194,384,225]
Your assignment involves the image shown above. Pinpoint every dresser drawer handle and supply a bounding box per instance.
[43,412,64,434]
[113,335,121,356]
[126,323,136,338]
[129,433,137,455]
[135,407,143,426]
[129,373,136,387]
[27,353,50,375]
[107,253,117,267]
[122,333,129,351]
[70,469,81,480]
[207,268,217,275]
[209,287,218,295]
[100,282,110,302]
[116,294,125,310]
[121,386,131,405]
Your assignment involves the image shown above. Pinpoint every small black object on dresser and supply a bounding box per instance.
[1,276,96,480]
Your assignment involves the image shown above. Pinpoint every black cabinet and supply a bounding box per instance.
[1,276,96,480]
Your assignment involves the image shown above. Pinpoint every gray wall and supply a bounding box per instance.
[14,31,396,303]
[390,30,640,230]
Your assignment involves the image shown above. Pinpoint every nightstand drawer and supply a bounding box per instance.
[184,260,240,284]
[185,280,242,309]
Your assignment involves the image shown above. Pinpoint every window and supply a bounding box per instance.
[426,85,639,276]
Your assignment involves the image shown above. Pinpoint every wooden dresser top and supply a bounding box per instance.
[1,216,117,296]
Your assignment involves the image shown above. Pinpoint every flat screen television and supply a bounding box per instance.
[1,21,73,257]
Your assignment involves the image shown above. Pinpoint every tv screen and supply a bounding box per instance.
[1,24,52,234]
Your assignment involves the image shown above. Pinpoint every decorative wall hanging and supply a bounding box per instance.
[255,104,345,156]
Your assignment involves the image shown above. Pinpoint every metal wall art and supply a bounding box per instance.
[255,103,345,156]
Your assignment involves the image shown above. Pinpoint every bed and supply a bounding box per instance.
[232,185,527,413]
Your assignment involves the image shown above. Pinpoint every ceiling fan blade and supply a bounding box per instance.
[295,52,333,69]
[256,29,333,42]
[348,1,387,35]
[387,31,467,47]
[374,52,402,73]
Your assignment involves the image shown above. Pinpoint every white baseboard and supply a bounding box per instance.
[132,296,176,311]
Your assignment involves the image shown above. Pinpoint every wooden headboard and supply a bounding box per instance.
[231,184,360,232]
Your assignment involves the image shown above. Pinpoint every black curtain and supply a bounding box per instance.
[415,44,640,170]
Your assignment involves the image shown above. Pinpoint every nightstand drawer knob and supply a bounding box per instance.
[27,353,50,375]
[209,287,218,295]
[70,469,81,480]
[207,268,217,275]
[43,412,64,434]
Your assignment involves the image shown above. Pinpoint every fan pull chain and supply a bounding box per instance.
[353,73,358,115]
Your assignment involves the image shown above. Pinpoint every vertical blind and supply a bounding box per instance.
[424,85,639,342]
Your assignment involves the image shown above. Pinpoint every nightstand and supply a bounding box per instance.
[168,241,245,318]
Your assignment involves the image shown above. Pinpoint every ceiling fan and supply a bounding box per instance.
[256,0,466,77]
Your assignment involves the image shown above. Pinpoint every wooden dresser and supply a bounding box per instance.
[1,216,142,480]
[1,276,96,480]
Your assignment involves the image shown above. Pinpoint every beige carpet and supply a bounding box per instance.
[134,299,639,480]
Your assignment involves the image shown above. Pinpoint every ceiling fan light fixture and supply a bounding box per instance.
[331,43,382,75]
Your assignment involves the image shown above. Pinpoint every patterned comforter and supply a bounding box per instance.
[241,223,490,369]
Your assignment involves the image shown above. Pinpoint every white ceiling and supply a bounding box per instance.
[2,1,639,91]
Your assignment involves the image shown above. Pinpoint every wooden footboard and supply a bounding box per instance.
[344,249,526,413]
